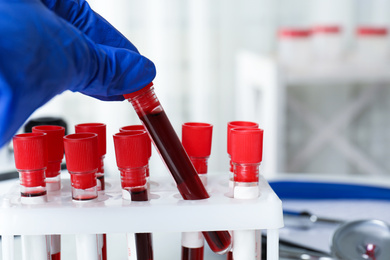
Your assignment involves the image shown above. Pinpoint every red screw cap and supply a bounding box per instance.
[75,123,106,157]
[357,27,388,36]
[63,133,99,173]
[227,121,259,155]
[182,122,213,158]
[278,28,311,38]
[113,131,149,169]
[312,25,341,34]
[231,128,264,164]
[32,125,65,163]
[120,125,145,132]
[120,125,151,158]
[13,133,48,170]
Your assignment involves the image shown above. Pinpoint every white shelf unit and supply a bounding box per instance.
[0,174,283,260]
[236,51,390,177]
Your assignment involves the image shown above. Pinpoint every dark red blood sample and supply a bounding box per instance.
[129,187,153,260]
[130,188,149,202]
[202,231,231,254]
[226,251,233,260]
[135,233,154,260]
[51,252,60,260]
[140,111,208,200]
[140,111,231,253]
[181,247,204,260]
[97,169,106,259]
[21,191,47,197]
[97,175,105,191]
[102,234,107,260]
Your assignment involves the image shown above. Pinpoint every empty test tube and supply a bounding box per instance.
[231,127,263,260]
[13,132,51,260]
[64,133,100,260]
[113,131,154,260]
[181,122,213,260]
[124,83,231,254]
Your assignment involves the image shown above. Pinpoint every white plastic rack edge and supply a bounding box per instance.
[0,173,283,235]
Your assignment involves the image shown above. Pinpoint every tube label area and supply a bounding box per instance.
[127,233,137,260]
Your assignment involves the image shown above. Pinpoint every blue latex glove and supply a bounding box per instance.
[0,0,156,147]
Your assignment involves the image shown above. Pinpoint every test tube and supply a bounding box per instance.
[277,28,312,70]
[227,121,259,194]
[311,26,343,63]
[227,122,259,260]
[355,27,389,66]
[32,125,65,191]
[124,83,231,254]
[32,125,65,260]
[13,132,51,260]
[119,125,152,186]
[64,133,99,201]
[75,123,107,260]
[75,123,106,191]
[180,122,213,260]
[64,133,100,260]
[113,131,154,260]
[182,122,213,185]
[231,127,263,260]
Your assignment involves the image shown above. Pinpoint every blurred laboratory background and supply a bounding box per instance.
[2,0,390,180]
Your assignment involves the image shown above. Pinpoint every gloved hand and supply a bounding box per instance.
[0,0,156,147]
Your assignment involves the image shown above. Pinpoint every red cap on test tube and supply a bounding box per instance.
[227,121,259,175]
[182,122,213,174]
[75,123,106,191]
[227,121,259,156]
[278,28,312,38]
[13,133,48,189]
[182,122,213,158]
[13,133,48,171]
[357,27,388,36]
[113,131,149,188]
[32,125,65,177]
[120,125,151,159]
[231,128,263,183]
[32,125,64,163]
[64,133,98,191]
[75,123,106,157]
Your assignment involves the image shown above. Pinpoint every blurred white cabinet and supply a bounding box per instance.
[236,51,390,178]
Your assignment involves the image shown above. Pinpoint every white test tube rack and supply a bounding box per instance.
[0,173,283,260]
